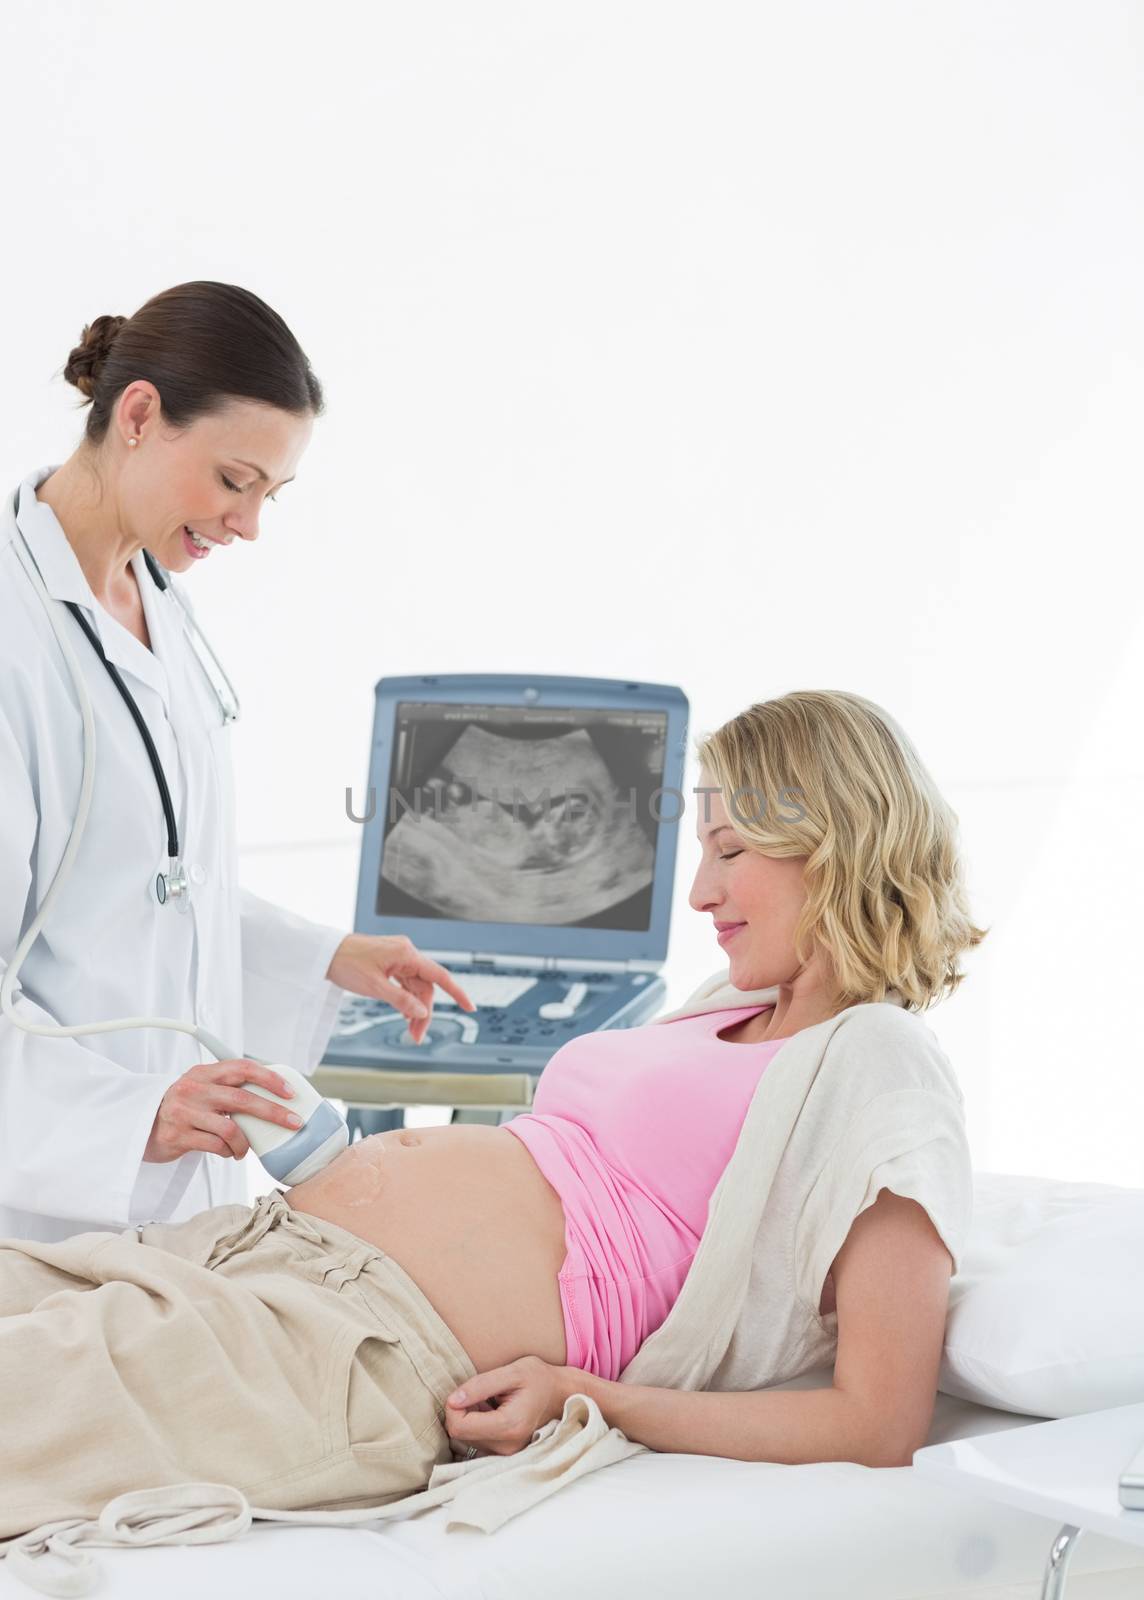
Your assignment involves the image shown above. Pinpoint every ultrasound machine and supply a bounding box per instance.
[315,675,689,1128]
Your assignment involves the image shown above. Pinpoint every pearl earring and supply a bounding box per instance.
[128,438,138,447]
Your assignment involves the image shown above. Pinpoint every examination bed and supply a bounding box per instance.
[2,1171,1141,1600]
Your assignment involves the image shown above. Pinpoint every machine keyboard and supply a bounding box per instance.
[432,973,539,1008]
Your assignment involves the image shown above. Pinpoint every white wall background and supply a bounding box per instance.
[4,0,1141,1184]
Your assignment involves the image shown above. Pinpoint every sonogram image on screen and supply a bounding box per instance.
[376,705,667,929]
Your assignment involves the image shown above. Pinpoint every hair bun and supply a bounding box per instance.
[63,314,127,399]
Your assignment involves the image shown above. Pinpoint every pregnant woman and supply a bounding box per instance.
[0,689,986,1541]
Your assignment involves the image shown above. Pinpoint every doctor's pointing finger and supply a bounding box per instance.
[0,280,470,1245]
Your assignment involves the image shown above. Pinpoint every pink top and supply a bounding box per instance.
[501,1004,790,1380]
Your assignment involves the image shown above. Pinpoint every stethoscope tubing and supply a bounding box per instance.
[141,549,241,726]
[30,532,239,883]
[63,598,180,861]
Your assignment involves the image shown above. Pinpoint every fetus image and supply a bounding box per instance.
[380,724,655,924]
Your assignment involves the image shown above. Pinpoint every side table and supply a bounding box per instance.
[913,1401,1144,1599]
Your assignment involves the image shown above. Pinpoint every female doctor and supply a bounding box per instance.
[0,280,473,1245]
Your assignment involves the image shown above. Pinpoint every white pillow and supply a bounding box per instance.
[938,1171,1144,1418]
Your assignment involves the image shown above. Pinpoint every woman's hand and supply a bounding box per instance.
[144,1061,302,1163]
[326,934,475,1043]
[444,1356,576,1457]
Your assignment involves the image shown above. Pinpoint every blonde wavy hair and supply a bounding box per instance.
[697,690,989,1013]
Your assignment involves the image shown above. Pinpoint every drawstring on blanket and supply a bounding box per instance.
[1,1485,252,1599]
[203,1190,326,1270]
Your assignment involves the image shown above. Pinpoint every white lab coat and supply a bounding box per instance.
[0,465,350,1243]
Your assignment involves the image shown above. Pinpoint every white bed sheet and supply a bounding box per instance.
[5,1377,1142,1600]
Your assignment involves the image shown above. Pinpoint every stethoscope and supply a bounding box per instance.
[70,549,241,909]
[13,515,242,911]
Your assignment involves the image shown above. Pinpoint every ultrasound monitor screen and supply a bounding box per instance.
[376,701,669,930]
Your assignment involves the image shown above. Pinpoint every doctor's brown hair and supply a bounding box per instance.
[60,281,324,443]
[698,690,989,1014]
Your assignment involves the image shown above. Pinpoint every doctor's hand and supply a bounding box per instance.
[326,933,476,1044]
[143,1061,304,1164]
[443,1356,577,1457]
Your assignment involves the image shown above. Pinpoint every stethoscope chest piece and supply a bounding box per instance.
[155,858,191,912]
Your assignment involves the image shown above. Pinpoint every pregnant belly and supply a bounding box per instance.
[286,1124,571,1373]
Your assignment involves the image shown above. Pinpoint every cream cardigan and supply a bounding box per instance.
[1,973,974,1589]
